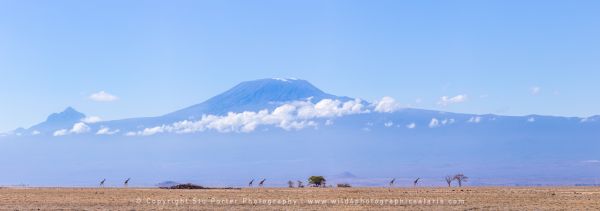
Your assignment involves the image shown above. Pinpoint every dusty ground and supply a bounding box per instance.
[0,187,599,210]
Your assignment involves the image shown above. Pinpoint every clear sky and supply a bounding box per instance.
[1,0,599,132]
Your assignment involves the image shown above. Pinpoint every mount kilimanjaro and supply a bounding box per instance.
[1,78,599,187]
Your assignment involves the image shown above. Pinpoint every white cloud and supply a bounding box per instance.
[582,160,600,164]
[127,98,373,136]
[96,127,119,135]
[468,116,482,123]
[127,97,485,136]
[527,117,536,122]
[89,91,118,102]
[53,129,68,137]
[297,99,365,119]
[429,118,440,128]
[31,130,41,135]
[70,122,91,134]
[441,118,455,125]
[384,121,394,127]
[53,122,91,136]
[530,86,541,95]
[374,97,402,113]
[437,95,467,106]
[140,126,166,136]
[429,118,455,128]
[81,116,102,123]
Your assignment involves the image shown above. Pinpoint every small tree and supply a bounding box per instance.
[297,180,304,188]
[288,180,294,188]
[445,176,453,187]
[453,174,468,187]
[308,176,326,187]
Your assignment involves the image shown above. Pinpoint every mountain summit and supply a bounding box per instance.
[28,107,86,133]
[164,78,350,119]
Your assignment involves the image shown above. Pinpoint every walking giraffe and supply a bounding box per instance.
[124,178,131,187]
[258,179,266,187]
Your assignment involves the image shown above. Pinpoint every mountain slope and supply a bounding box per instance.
[163,78,352,119]
[27,107,86,133]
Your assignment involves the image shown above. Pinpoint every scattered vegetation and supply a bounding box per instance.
[163,183,207,189]
[337,183,351,188]
[297,180,304,188]
[162,183,240,190]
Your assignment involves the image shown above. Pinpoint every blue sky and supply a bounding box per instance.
[1,0,599,132]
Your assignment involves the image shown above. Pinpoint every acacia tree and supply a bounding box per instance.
[445,176,453,187]
[308,176,326,187]
[453,174,468,187]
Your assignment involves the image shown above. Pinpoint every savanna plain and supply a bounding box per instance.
[1,187,599,210]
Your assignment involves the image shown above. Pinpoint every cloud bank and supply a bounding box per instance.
[374,97,402,113]
[126,98,401,136]
[53,122,91,136]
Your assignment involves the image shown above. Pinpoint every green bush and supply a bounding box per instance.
[308,176,326,187]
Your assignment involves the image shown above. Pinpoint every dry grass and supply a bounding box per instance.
[0,187,599,210]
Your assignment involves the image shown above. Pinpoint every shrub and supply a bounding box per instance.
[337,183,351,188]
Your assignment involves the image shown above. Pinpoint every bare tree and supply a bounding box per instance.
[445,176,453,187]
[288,180,294,188]
[413,178,420,187]
[297,180,304,188]
[259,179,266,187]
[99,179,106,187]
[124,178,131,187]
[453,174,468,187]
[248,179,254,187]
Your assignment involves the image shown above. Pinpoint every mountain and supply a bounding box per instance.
[87,78,354,131]
[163,78,352,119]
[2,78,599,187]
[27,107,86,134]
[13,78,599,136]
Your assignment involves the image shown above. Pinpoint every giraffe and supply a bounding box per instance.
[248,179,254,187]
[99,179,106,187]
[389,178,396,187]
[124,178,131,187]
[258,179,266,187]
[413,178,420,187]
